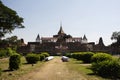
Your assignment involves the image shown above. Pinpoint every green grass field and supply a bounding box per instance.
[0,57,44,80]
[0,56,116,80]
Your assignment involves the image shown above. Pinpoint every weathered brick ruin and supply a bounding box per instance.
[17,26,110,55]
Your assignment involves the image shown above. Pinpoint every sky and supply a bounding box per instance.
[1,0,120,45]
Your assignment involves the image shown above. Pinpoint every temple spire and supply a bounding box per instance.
[98,37,105,46]
[60,21,62,27]
[82,34,88,43]
[36,34,40,42]
[58,22,65,35]
[83,34,87,40]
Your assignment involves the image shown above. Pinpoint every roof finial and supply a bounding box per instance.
[60,21,62,27]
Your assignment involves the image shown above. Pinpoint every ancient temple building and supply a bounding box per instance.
[17,25,110,55]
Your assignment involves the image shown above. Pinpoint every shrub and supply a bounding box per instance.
[9,54,21,71]
[72,53,80,60]
[72,52,94,63]
[66,53,72,58]
[91,53,112,63]
[26,53,39,64]
[6,47,16,56]
[0,48,17,58]
[0,49,7,58]
[91,59,120,78]
[39,54,45,61]
[81,52,94,63]
[41,52,49,58]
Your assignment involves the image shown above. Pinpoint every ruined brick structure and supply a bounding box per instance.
[17,25,110,55]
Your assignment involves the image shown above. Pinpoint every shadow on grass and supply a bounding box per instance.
[3,69,12,72]
[88,73,120,80]
[86,70,111,79]
[87,73,95,75]
[86,69,120,80]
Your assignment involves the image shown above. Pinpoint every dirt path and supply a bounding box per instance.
[19,57,87,80]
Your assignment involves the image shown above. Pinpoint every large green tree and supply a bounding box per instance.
[111,31,120,54]
[5,35,22,50]
[0,1,24,38]
[111,31,120,43]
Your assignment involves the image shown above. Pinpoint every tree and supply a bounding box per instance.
[5,35,22,50]
[111,31,120,54]
[0,1,24,38]
[6,35,18,43]
[111,31,120,43]
[0,35,23,50]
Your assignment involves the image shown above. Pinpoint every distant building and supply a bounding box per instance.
[17,25,110,55]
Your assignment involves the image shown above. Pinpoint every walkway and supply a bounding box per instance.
[19,57,86,80]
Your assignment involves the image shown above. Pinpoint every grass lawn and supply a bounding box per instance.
[0,56,116,80]
[0,56,44,80]
[66,58,107,80]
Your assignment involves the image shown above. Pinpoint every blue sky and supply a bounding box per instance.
[2,0,120,45]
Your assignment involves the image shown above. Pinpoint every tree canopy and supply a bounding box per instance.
[0,35,23,50]
[0,1,24,38]
[111,31,120,54]
[111,31,120,43]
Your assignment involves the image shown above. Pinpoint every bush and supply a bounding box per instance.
[9,54,21,71]
[0,49,7,58]
[0,48,17,58]
[39,54,45,61]
[26,53,39,64]
[72,53,79,59]
[81,52,94,63]
[6,47,16,56]
[66,53,72,58]
[91,59,120,78]
[41,52,49,58]
[91,53,112,63]
[72,53,80,60]
[72,52,94,63]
